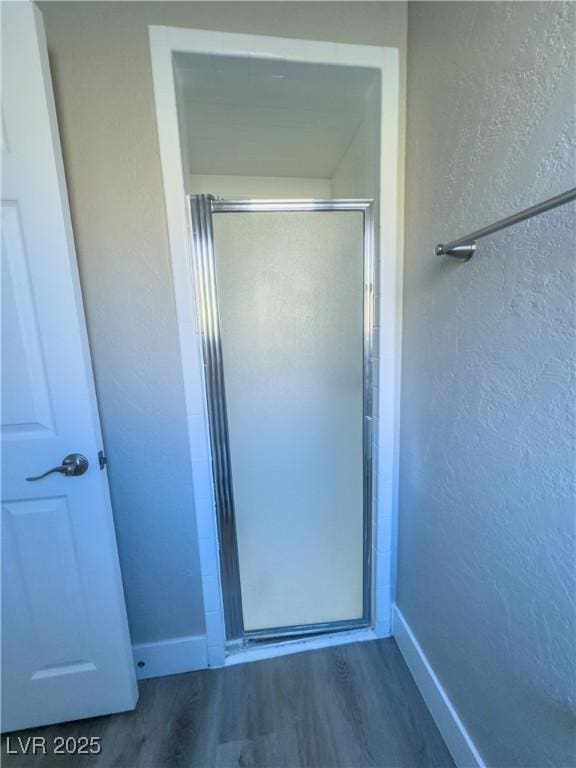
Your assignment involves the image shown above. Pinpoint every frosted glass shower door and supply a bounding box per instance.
[213,206,370,635]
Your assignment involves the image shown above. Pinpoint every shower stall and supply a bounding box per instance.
[189,195,377,641]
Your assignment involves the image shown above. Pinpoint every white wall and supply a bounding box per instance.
[400,3,575,766]
[39,0,407,649]
[188,174,331,199]
[331,82,380,202]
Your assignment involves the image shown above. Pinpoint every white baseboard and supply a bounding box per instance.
[392,606,486,768]
[132,634,208,680]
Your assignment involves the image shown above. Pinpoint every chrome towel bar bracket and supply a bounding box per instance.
[434,243,476,261]
[436,187,576,260]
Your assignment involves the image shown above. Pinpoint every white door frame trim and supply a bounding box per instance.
[149,26,401,668]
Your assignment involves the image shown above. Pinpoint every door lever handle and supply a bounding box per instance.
[26,453,89,481]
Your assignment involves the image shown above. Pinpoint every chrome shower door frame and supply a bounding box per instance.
[188,195,377,644]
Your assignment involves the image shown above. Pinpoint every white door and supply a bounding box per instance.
[1,2,138,732]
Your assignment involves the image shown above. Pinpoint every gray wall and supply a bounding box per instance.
[400,3,575,767]
[39,1,407,645]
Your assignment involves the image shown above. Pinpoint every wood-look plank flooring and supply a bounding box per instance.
[2,639,454,768]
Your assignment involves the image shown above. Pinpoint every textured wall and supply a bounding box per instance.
[400,3,575,766]
[39,1,406,646]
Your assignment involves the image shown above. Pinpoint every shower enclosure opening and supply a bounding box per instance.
[170,43,387,647]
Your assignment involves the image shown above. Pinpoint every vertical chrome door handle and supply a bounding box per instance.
[26,453,89,481]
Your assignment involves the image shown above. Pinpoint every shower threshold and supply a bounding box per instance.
[224,625,380,667]
[242,618,371,644]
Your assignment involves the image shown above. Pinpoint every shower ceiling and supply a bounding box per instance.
[174,53,379,179]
